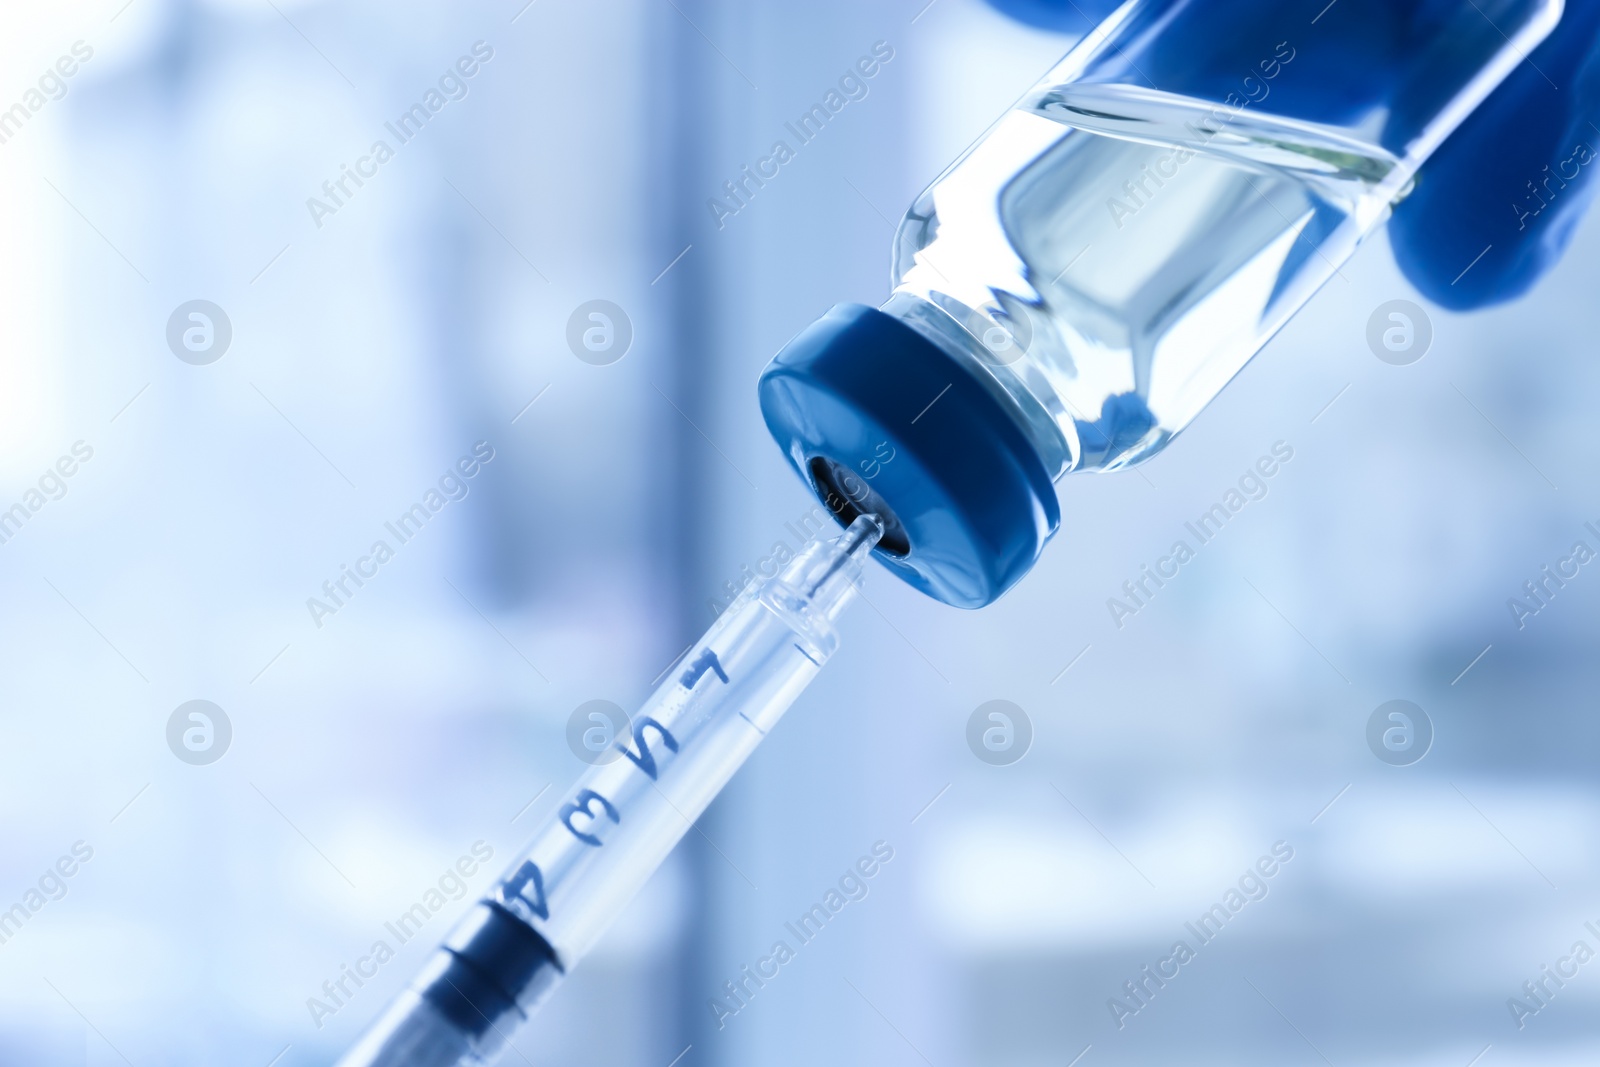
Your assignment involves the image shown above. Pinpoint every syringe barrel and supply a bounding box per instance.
[335,516,881,1067]
[334,904,559,1067]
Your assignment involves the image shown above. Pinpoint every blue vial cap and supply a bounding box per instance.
[758,304,1060,608]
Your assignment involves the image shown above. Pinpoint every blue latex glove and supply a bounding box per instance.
[985,0,1600,309]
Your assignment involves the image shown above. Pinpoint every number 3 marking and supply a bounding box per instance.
[560,789,620,846]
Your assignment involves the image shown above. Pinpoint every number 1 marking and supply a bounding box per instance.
[680,648,728,688]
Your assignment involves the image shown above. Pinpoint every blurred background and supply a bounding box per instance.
[1,0,1598,1064]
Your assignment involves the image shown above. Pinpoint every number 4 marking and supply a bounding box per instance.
[499,860,549,920]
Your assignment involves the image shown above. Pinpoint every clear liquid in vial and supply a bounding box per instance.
[892,83,1405,472]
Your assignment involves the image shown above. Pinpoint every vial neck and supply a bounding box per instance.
[879,290,1074,480]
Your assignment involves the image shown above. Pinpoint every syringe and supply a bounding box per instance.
[335,514,884,1067]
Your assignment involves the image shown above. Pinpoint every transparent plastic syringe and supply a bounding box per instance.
[335,514,884,1067]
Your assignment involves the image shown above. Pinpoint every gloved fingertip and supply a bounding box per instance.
[975,0,1123,32]
[1388,8,1600,311]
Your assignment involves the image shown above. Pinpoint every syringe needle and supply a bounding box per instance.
[335,515,884,1067]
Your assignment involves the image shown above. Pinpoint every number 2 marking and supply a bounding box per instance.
[498,859,549,920]
[616,716,679,780]
[560,788,620,846]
